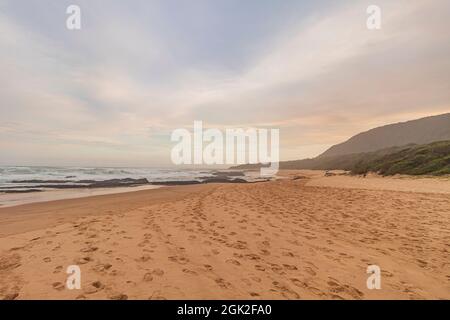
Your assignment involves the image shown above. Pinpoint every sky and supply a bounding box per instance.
[0,0,449,167]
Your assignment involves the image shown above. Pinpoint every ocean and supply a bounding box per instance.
[0,166,267,207]
[0,166,217,192]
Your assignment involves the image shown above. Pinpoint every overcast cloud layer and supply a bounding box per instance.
[0,0,449,166]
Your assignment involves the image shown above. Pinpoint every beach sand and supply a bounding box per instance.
[0,171,449,300]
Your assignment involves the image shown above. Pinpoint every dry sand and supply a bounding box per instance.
[0,171,449,300]
[306,172,450,194]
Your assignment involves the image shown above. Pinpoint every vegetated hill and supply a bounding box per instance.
[319,113,450,158]
[233,145,406,171]
[351,140,450,176]
[232,141,450,176]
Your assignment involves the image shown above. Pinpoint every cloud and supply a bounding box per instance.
[0,0,449,165]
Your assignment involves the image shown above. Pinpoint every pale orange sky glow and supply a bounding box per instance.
[0,0,449,166]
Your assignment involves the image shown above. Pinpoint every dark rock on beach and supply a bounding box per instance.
[5,173,260,193]
[211,171,245,177]
[201,178,248,184]
[89,178,149,188]
[150,180,202,186]
[11,179,70,184]
[0,189,44,194]
[8,178,151,190]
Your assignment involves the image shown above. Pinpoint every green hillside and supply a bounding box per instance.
[351,140,450,176]
[232,140,450,176]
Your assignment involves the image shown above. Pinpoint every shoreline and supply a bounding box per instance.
[0,169,267,208]
[0,178,272,209]
[0,185,162,208]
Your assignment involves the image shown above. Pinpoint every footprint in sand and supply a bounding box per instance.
[143,273,154,282]
[283,264,298,271]
[226,259,241,266]
[244,254,261,261]
[282,251,295,257]
[52,282,65,291]
[74,257,92,265]
[168,256,189,265]
[84,281,105,295]
[254,265,265,272]
[53,266,63,274]
[215,278,232,289]
[92,263,112,273]
[80,246,98,253]
[271,264,285,275]
[272,281,300,299]
[1,292,20,300]
[327,293,345,300]
[108,293,128,300]
[204,264,213,271]
[152,268,165,276]
[229,241,248,250]
[182,269,198,275]
[290,278,307,288]
[327,278,364,299]
[304,267,317,276]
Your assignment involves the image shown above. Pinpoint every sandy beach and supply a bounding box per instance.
[0,171,449,300]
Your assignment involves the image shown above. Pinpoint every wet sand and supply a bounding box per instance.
[0,171,449,300]
[0,185,161,208]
